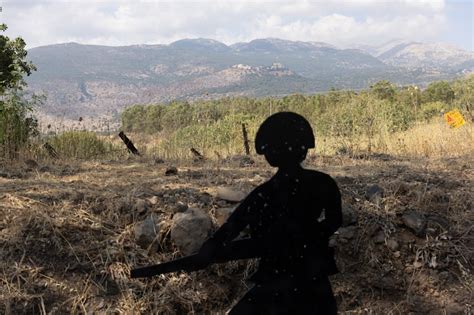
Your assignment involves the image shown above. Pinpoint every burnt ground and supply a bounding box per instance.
[0,154,472,314]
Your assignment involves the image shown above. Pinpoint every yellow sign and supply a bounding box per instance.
[444,110,465,129]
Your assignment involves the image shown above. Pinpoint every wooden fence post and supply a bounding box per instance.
[118,131,140,155]
[241,123,250,156]
[190,147,204,160]
[43,143,58,159]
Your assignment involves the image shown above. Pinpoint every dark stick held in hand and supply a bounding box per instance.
[131,238,258,278]
[118,131,140,155]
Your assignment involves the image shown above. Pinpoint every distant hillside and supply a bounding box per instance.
[26,38,474,124]
[358,40,474,71]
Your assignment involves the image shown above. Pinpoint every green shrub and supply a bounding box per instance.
[422,81,455,104]
[122,75,473,158]
[419,101,446,121]
[49,131,115,159]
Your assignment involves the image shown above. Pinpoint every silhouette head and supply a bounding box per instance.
[255,112,315,168]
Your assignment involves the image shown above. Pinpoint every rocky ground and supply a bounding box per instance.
[0,154,472,314]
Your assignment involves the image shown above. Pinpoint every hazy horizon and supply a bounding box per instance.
[26,37,472,52]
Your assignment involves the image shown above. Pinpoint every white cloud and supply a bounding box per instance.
[0,0,454,49]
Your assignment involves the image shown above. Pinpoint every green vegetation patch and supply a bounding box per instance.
[49,131,117,159]
[121,75,473,157]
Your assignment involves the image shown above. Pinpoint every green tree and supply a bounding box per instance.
[121,105,146,132]
[370,80,396,101]
[422,81,455,104]
[161,101,193,132]
[451,74,474,121]
[0,24,39,158]
[144,104,166,133]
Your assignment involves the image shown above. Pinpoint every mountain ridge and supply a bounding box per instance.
[26,38,474,125]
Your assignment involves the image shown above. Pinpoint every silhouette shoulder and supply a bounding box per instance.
[306,169,337,183]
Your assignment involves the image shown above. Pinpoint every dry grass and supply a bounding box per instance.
[384,119,473,158]
[105,119,473,161]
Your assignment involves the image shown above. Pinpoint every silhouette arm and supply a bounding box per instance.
[319,176,342,239]
[199,188,261,257]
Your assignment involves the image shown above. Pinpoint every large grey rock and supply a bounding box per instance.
[171,209,213,255]
[214,207,234,226]
[134,215,158,249]
[341,205,358,226]
[402,212,426,236]
[366,184,384,203]
[216,187,246,202]
[337,226,358,240]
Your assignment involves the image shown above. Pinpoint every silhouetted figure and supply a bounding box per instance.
[199,112,342,314]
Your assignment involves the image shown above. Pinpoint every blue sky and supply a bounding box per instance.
[1,0,472,50]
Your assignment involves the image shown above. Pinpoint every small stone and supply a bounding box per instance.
[111,198,132,213]
[38,165,51,172]
[341,205,357,226]
[216,200,229,207]
[134,215,158,249]
[402,212,426,236]
[337,226,357,240]
[371,276,398,290]
[165,166,178,176]
[71,191,85,204]
[373,230,385,244]
[107,246,123,259]
[214,207,234,226]
[198,193,212,205]
[438,271,451,283]
[366,184,384,203]
[444,302,464,314]
[398,229,417,243]
[216,187,246,202]
[133,199,148,214]
[239,156,255,167]
[393,251,401,258]
[171,208,213,255]
[24,159,39,169]
[153,158,165,164]
[386,238,399,251]
[426,214,449,235]
[148,196,159,205]
[367,224,380,237]
[413,261,423,268]
[173,201,188,213]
